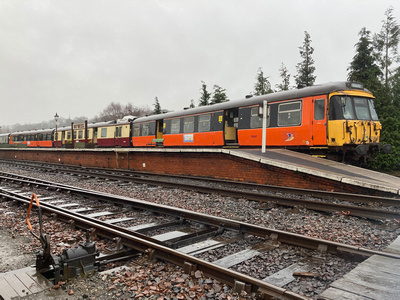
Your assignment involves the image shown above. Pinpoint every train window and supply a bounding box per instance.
[171,119,180,134]
[183,117,194,133]
[115,126,122,137]
[67,132,71,140]
[133,124,141,137]
[354,98,372,120]
[101,128,107,138]
[142,123,149,136]
[314,99,325,120]
[198,114,211,132]
[78,130,83,139]
[250,107,263,128]
[278,101,302,126]
[368,99,379,121]
[341,96,356,119]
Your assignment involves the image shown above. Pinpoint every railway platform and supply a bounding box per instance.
[230,148,400,196]
[320,235,400,300]
[1,147,400,196]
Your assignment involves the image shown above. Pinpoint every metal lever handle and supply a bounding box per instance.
[26,193,43,242]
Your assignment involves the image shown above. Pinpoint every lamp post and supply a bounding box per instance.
[54,113,59,148]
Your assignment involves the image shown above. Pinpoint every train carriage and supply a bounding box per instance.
[97,120,132,147]
[131,82,389,161]
[236,94,324,147]
[54,125,70,148]
[0,133,10,148]
[55,121,114,148]
[131,121,157,146]
[10,129,54,148]
[162,110,225,146]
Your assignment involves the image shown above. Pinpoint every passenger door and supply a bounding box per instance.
[224,109,238,145]
[312,97,327,145]
[156,120,163,139]
[115,126,122,146]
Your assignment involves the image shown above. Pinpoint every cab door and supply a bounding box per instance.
[312,97,327,145]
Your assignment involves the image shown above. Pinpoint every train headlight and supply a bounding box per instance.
[355,145,368,155]
[382,144,392,154]
[346,82,364,90]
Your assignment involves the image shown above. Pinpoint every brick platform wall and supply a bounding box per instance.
[0,149,386,196]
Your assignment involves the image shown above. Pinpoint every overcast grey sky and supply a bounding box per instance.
[1,0,399,127]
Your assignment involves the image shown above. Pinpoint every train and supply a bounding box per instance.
[0,81,391,162]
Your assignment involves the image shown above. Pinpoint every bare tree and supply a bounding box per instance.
[124,103,152,117]
[97,102,125,121]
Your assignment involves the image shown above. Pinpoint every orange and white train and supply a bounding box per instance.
[0,82,391,162]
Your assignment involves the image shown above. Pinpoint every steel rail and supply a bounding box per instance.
[2,176,400,298]
[2,159,400,207]
[0,191,308,300]
[1,168,400,221]
[1,177,399,261]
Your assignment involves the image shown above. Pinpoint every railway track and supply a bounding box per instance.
[1,172,400,299]
[1,159,400,221]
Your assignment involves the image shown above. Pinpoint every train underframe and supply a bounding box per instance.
[295,143,392,165]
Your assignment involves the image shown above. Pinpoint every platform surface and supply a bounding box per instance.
[229,148,400,195]
[0,267,53,300]
[320,236,400,300]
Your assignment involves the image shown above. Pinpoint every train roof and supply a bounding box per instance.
[56,121,115,131]
[0,133,10,137]
[10,128,55,135]
[133,81,372,123]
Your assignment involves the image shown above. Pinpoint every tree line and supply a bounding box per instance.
[188,30,316,109]
[347,7,399,170]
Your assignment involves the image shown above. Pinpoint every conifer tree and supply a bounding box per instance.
[295,31,316,87]
[199,81,211,106]
[153,97,162,114]
[276,63,291,91]
[210,85,229,104]
[253,68,273,95]
[374,7,400,88]
[347,28,382,93]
